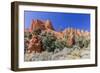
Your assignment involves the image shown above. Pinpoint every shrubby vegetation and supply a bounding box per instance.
[75,36,90,49]
[39,32,57,52]
[39,31,68,52]
[24,28,90,61]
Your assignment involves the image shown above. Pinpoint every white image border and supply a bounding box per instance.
[18,5,96,68]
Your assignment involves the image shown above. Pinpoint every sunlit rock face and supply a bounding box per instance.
[29,19,54,32]
[29,19,45,32]
[62,28,74,47]
[45,20,54,30]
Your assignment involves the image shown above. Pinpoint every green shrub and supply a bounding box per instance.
[54,39,66,50]
[75,36,90,48]
[25,31,30,38]
[83,38,90,48]
[40,32,56,52]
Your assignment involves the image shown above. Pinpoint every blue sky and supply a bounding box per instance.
[24,11,90,32]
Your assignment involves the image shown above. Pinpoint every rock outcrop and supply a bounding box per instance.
[45,20,54,30]
[29,19,54,32]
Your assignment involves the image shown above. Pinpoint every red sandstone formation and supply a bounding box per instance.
[25,19,90,53]
[29,19,54,32]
